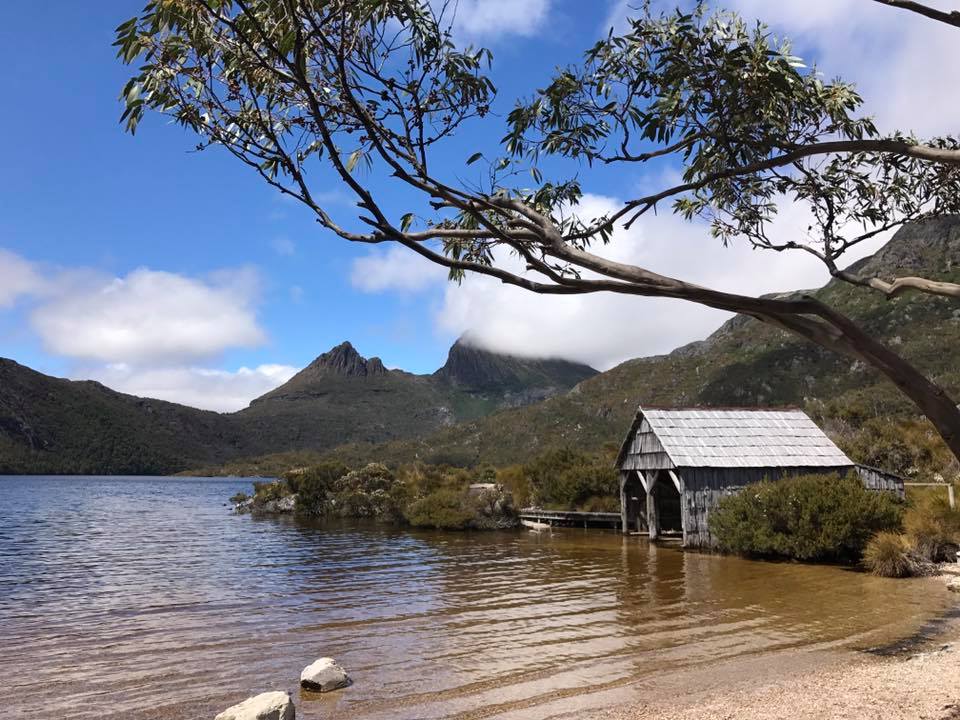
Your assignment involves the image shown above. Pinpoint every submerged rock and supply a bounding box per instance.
[214,691,295,720]
[300,657,350,692]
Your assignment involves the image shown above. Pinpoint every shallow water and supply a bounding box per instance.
[0,476,951,719]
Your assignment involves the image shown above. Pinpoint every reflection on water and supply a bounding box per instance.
[0,476,950,719]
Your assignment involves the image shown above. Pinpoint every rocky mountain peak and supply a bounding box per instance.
[304,341,388,378]
[435,336,597,394]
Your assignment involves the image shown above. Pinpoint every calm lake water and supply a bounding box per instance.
[0,476,952,720]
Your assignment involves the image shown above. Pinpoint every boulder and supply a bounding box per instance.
[234,498,254,514]
[300,657,350,692]
[259,494,298,514]
[214,691,294,720]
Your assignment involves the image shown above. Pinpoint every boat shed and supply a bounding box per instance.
[615,406,903,548]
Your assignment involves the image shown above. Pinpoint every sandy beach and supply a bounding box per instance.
[597,572,960,720]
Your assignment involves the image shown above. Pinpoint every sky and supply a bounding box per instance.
[0,0,957,412]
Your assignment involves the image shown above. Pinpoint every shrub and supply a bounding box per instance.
[710,472,904,561]
[330,463,406,520]
[904,492,960,562]
[496,464,532,508]
[525,449,618,510]
[863,532,915,577]
[405,489,475,529]
[288,461,350,516]
[251,479,290,503]
[229,491,250,504]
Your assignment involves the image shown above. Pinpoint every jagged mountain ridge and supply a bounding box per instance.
[321,217,960,468]
[4,216,959,475]
[0,337,598,474]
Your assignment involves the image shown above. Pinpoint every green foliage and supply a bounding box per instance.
[287,461,351,516]
[524,448,618,510]
[404,489,475,530]
[495,464,532,508]
[252,479,290,503]
[863,532,916,578]
[838,416,959,481]
[904,491,960,562]
[710,473,904,561]
[329,463,406,520]
[229,491,250,504]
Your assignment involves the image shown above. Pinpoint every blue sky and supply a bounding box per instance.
[0,1,955,411]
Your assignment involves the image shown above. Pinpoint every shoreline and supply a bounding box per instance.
[592,570,960,720]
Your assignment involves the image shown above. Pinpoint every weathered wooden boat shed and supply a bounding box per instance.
[615,406,903,547]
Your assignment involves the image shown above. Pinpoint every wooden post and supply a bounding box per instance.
[619,472,629,534]
[645,471,659,541]
[669,470,688,547]
[949,484,956,510]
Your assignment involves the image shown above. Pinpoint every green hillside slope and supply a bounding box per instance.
[0,338,596,474]
[323,217,960,474]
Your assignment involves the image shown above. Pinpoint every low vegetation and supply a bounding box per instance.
[709,473,905,562]
[863,485,960,576]
[237,447,623,530]
[240,461,519,530]
[862,532,917,578]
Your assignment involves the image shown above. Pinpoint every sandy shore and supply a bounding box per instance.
[596,571,960,720]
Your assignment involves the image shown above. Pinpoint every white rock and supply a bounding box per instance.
[214,691,295,720]
[300,657,350,692]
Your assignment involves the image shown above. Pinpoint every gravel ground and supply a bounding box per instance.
[596,572,960,720]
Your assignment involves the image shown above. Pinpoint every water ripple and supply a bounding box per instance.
[0,476,949,720]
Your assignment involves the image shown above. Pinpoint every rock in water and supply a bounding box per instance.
[214,691,295,720]
[300,657,350,692]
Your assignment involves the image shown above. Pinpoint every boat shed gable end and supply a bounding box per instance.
[616,406,852,471]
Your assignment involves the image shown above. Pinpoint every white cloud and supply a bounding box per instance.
[0,251,292,411]
[353,194,887,370]
[445,0,551,39]
[84,363,298,412]
[350,244,447,293]
[30,266,265,364]
[0,249,46,308]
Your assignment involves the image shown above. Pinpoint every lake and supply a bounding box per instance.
[0,475,952,719]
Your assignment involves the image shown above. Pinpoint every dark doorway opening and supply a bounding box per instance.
[655,474,682,534]
[623,472,647,532]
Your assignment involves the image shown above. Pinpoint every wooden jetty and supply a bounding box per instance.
[518,508,622,530]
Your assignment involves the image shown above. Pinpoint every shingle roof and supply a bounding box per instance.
[639,407,852,468]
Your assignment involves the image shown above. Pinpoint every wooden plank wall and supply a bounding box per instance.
[856,465,906,499]
[619,417,674,472]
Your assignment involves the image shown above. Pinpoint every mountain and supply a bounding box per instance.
[322,217,960,469]
[0,360,241,474]
[5,217,959,476]
[435,337,597,405]
[0,338,597,474]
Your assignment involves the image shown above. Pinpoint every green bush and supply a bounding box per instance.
[405,489,475,529]
[288,461,350,515]
[524,449,618,510]
[863,531,916,577]
[709,472,904,561]
[495,464,532,508]
[904,492,960,562]
[251,479,290,503]
[330,463,406,520]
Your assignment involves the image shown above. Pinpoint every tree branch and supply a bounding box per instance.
[872,0,960,28]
